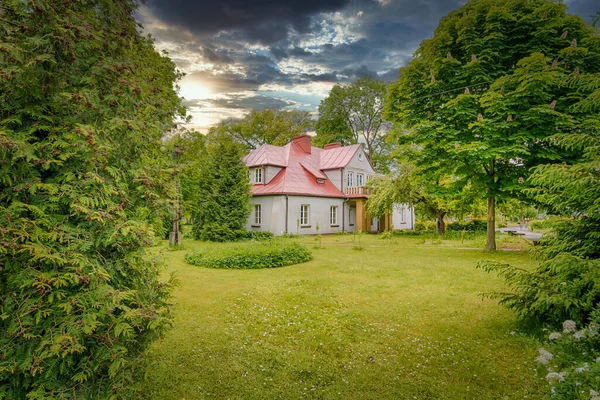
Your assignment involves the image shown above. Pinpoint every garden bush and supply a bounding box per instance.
[478,256,600,326]
[414,220,436,231]
[535,315,600,399]
[184,241,312,269]
[446,219,487,232]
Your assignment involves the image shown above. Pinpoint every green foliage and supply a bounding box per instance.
[315,77,391,172]
[414,221,437,232]
[184,241,312,269]
[212,109,312,150]
[247,231,275,241]
[192,132,252,242]
[446,219,487,232]
[385,0,600,250]
[534,316,600,399]
[478,256,600,326]
[0,0,182,397]
[529,218,560,231]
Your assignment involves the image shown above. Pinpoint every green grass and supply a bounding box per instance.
[137,234,544,399]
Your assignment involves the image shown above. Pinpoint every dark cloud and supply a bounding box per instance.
[138,0,598,129]
[147,0,351,44]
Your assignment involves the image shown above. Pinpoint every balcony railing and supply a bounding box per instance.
[345,186,371,196]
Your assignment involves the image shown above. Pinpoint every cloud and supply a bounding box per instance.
[146,0,351,44]
[137,0,597,130]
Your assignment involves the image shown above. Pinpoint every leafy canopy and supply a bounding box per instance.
[214,108,312,150]
[315,76,391,172]
[385,0,600,250]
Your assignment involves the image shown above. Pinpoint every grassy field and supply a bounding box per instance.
[137,233,545,400]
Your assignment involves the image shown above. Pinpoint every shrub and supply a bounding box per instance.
[184,241,312,269]
[446,219,487,232]
[414,221,436,231]
[534,315,600,399]
[477,256,600,326]
[248,231,275,241]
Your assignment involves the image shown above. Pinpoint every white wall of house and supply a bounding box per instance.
[343,147,376,188]
[324,169,343,192]
[247,195,347,236]
[265,166,282,184]
[391,203,415,230]
[247,196,287,235]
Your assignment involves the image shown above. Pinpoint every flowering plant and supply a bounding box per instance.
[536,314,600,399]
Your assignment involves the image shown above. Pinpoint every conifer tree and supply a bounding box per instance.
[192,132,252,242]
[0,0,184,397]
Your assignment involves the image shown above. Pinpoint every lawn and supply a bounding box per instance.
[137,233,545,399]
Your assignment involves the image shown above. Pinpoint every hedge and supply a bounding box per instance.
[185,241,312,269]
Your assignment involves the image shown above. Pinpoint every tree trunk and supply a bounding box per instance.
[486,196,496,251]
[436,211,446,235]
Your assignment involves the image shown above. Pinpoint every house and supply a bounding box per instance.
[243,134,414,236]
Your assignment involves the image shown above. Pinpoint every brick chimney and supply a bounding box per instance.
[292,134,312,154]
[324,142,341,150]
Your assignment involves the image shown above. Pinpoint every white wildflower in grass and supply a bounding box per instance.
[573,330,586,340]
[575,363,590,373]
[539,348,554,360]
[546,372,562,381]
[591,389,599,398]
[549,332,562,340]
[563,320,577,333]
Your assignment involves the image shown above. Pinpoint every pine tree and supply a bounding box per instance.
[0,0,184,397]
[192,132,252,242]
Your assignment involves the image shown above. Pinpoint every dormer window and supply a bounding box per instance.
[317,178,325,184]
[254,168,263,184]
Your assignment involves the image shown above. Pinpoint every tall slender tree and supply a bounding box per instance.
[385,0,600,250]
[192,131,252,242]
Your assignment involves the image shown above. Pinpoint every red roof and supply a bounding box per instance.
[243,139,364,198]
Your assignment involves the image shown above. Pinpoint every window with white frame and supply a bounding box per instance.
[254,168,263,184]
[357,173,364,187]
[329,206,338,226]
[347,172,354,187]
[254,204,261,225]
[400,207,406,223]
[300,204,310,226]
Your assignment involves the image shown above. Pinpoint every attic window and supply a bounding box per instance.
[316,178,325,184]
[358,152,364,161]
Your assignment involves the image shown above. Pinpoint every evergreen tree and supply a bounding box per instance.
[192,132,252,242]
[385,0,600,250]
[0,0,184,397]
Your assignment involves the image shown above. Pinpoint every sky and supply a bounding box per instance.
[136,0,598,132]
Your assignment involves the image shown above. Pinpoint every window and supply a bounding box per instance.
[347,172,354,187]
[300,204,310,226]
[254,204,261,225]
[400,207,406,224]
[329,206,338,226]
[358,152,364,161]
[254,168,263,184]
[357,173,364,187]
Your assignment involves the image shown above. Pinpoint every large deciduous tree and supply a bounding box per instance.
[0,0,184,397]
[216,108,312,150]
[315,76,391,172]
[385,0,600,250]
[192,132,252,242]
